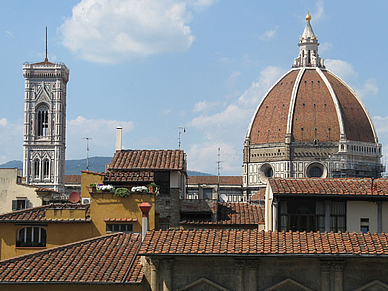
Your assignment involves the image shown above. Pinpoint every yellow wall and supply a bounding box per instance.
[0,222,94,260]
[81,171,156,236]
[0,171,155,260]
[347,201,378,232]
[0,168,42,214]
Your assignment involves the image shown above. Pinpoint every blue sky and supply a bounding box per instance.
[0,0,387,175]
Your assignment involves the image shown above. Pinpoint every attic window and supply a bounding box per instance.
[17,227,46,247]
[106,223,133,234]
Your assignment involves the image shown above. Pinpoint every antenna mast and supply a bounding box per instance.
[177,127,186,149]
[83,138,92,171]
[216,148,223,184]
[45,26,48,61]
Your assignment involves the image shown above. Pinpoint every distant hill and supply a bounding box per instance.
[0,158,212,176]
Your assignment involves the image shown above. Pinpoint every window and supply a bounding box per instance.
[37,105,49,137]
[154,172,170,195]
[34,159,40,179]
[360,218,369,233]
[203,188,212,200]
[12,199,29,211]
[279,199,325,232]
[106,223,133,233]
[43,159,50,179]
[330,202,346,232]
[17,227,46,247]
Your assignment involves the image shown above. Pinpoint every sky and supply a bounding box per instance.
[0,0,387,176]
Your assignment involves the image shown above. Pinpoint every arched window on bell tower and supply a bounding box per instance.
[43,159,50,179]
[34,159,40,179]
[37,105,49,137]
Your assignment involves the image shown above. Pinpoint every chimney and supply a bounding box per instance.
[139,202,152,241]
[116,126,122,151]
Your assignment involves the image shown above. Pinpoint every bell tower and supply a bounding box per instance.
[22,31,69,193]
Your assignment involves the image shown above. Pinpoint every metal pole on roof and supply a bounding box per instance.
[83,137,92,171]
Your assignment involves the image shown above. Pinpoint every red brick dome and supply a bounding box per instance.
[246,67,377,145]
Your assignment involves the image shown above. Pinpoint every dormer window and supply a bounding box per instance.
[37,105,49,137]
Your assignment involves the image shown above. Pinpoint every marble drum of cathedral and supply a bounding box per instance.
[243,14,383,191]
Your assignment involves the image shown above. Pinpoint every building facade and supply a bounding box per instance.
[243,14,383,197]
[22,58,69,193]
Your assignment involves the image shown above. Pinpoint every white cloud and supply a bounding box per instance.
[356,79,378,99]
[187,66,286,174]
[66,116,134,158]
[326,59,378,99]
[325,59,358,80]
[0,119,23,164]
[60,0,215,63]
[5,30,13,38]
[226,71,241,87]
[260,27,278,41]
[313,0,325,21]
[319,42,332,53]
[163,109,172,115]
[0,118,8,126]
[192,101,220,113]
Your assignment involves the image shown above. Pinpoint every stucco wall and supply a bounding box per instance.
[0,168,42,214]
[383,202,388,232]
[0,222,94,260]
[81,171,156,235]
[347,201,377,232]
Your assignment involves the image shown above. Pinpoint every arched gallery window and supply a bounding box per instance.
[37,105,49,137]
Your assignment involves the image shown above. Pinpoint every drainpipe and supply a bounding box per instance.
[139,202,152,241]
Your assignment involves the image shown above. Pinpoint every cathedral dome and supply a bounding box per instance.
[246,15,377,146]
[242,14,382,192]
[246,67,377,145]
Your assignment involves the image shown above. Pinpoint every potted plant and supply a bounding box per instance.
[96,184,115,193]
[89,183,97,193]
[114,187,131,198]
[148,182,158,193]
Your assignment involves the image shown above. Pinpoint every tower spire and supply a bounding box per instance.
[293,12,325,68]
[45,26,48,62]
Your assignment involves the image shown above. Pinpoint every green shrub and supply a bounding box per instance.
[114,187,131,198]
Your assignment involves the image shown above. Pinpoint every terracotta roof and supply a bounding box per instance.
[251,188,266,202]
[247,68,376,144]
[108,149,185,171]
[35,187,61,194]
[269,178,388,197]
[0,204,90,222]
[104,218,138,222]
[139,229,388,256]
[31,58,56,66]
[105,171,154,183]
[0,233,143,284]
[181,202,264,225]
[65,175,81,184]
[187,176,242,185]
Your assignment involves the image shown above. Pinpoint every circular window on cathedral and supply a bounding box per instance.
[259,164,274,183]
[306,162,327,178]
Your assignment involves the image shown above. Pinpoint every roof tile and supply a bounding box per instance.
[139,230,388,256]
[0,233,143,284]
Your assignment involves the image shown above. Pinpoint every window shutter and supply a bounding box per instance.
[12,200,17,211]
[26,200,30,209]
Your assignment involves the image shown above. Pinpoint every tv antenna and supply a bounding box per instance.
[45,26,48,61]
[175,127,186,149]
[216,147,223,184]
[83,137,92,171]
